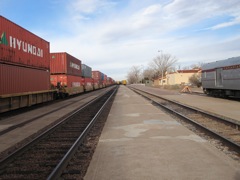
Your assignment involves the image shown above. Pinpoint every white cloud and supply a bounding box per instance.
[71,0,103,14]
[70,0,117,16]
[142,4,162,16]
[210,16,240,30]
[46,0,240,80]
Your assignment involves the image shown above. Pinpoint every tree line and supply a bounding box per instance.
[127,52,202,87]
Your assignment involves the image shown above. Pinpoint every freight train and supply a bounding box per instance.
[0,16,115,113]
[201,57,240,98]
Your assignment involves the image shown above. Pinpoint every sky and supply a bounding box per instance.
[1,0,240,80]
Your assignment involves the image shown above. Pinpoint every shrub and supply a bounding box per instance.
[189,73,202,87]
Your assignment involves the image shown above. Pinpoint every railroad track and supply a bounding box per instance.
[181,91,206,96]
[0,87,112,121]
[0,87,113,136]
[129,86,240,154]
[181,89,240,101]
[0,86,117,179]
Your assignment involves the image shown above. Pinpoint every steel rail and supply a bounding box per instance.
[0,86,116,169]
[47,86,117,180]
[0,87,113,135]
[182,91,206,96]
[129,87,240,151]
[129,86,240,128]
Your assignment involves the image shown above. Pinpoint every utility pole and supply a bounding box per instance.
[158,50,164,86]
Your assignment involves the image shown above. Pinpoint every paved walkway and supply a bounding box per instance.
[84,85,240,180]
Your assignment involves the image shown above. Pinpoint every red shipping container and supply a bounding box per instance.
[50,52,82,76]
[82,77,93,86]
[0,63,50,95]
[82,77,94,91]
[50,74,82,87]
[92,78,97,83]
[107,77,114,85]
[103,80,107,86]
[0,16,50,70]
[104,74,107,81]
[92,71,102,80]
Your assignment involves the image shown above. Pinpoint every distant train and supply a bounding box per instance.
[201,57,240,98]
[115,80,127,85]
[0,15,115,113]
[122,80,127,85]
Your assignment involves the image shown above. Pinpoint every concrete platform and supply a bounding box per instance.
[84,85,240,180]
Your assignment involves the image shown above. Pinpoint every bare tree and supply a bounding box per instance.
[182,66,191,70]
[127,72,136,84]
[189,73,202,87]
[142,67,155,80]
[182,62,203,70]
[149,53,178,79]
[127,65,143,84]
[190,62,204,69]
[176,64,182,70]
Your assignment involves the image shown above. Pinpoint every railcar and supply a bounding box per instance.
[92,71,104,89]
[0,16,115,113]
[82,64,94,92]
[0,15,56,113]
[201,57,240,97]
[50,52,84,97]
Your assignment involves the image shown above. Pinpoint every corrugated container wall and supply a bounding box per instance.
[82,77,93,85]
[104,74,107,81]
[0,16,50,70]
[0,63,50,95]
[101,73,105,81]
[50,74,82,87]
[92,71,102,80]
[82,64,92,78]
[107,77,114,85]
[50,52,82,76]
[93,79,100,84]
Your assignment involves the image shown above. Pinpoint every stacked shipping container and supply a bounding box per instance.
[107,77,114,86]
[103,74,108,87]
[50,52,83,95]
[92,71,102,80]
[0,16,51,96]
[81,64,92,78]
[50,52,82,76]
[0,16,50,70]
[0,64,50,95]
[81,64,93,91]
[82,77,94,91]
[92,71,103,89]
[0,16,53,112]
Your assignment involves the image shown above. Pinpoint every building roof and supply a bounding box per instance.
[167,69,201,74]
[202,56,240,70]
[177,69,200,73]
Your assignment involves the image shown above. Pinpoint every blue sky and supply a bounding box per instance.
[1,0,240,80]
